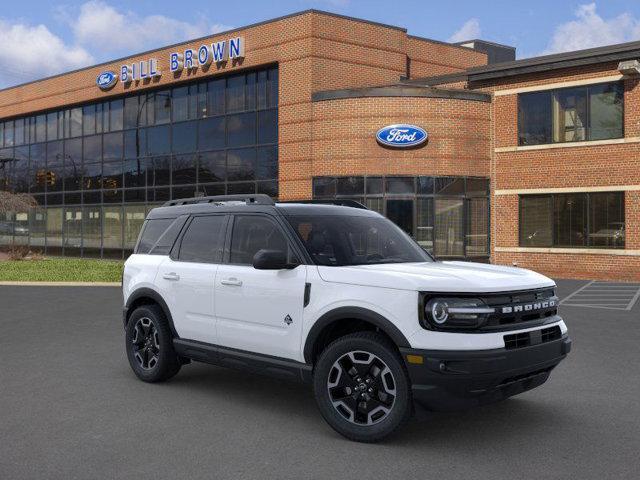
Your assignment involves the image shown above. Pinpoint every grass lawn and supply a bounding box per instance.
[0,258,124,282]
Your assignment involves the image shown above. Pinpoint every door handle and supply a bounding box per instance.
[162,272,180,281]
[220,277,243,286]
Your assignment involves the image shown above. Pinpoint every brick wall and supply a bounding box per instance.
[406,37,487,79]
[308,96,491,189]
[0,11,488,204]
[482,63,640,281]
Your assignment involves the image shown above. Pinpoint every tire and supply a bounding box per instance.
[125,304,181,383]
[313,332,412,443]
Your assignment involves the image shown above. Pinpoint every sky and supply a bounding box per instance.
[2,0,640,88]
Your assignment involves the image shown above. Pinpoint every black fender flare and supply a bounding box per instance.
[303,307,411,363]
[124,287,179,338]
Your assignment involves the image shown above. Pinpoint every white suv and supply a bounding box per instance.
[122,194,571,442]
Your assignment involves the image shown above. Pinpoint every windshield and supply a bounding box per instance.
[285,214,432,266]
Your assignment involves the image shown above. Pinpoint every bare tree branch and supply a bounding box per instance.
[0,191,37,214]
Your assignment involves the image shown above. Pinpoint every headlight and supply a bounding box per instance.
[423,297,495,330]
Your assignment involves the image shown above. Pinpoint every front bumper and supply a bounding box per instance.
[400,334,571,411]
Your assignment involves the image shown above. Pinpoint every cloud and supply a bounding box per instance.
[448,18,481,43]
[0,1,234,88]
[0,20,93,88]
[542,3,640,54]
[71,1,232,55]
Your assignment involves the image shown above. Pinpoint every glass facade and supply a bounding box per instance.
[0,66,278,258]
[312,176,490,259]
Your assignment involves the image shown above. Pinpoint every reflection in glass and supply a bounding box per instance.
[83,206,102,256]
[256,146,277,180]
[435,198,464,257]
[466,198,488,256]
[172,154,197,185]
[147,125,171,155]
[227,148,255,181]
[198,117,225,150]
[519,196,553,247]
[29,207,46,249]
[0,66,278,258]
[103,132,123,160]
[103,206,123,258]
[124,205,146,250]
[227,112,256,147]
[416,198,433,251]
[172,121,197,153]
[63,206,82,255]
[46,207,63,254]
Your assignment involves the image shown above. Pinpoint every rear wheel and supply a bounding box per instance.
[313,332,412,442]
[125,304,181,382]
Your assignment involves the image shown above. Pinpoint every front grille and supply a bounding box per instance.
[504,325,562,350]
[481,288,558,331]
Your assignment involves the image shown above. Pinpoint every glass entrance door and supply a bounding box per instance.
[386,199,414,236]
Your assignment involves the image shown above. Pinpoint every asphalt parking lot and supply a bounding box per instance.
[0,280,638,480]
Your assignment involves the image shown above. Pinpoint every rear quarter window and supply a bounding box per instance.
[135,217,180,254]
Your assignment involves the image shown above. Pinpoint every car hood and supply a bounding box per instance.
[317,261,555,293]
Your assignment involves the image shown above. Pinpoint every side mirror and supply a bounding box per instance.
[252,249,295,270]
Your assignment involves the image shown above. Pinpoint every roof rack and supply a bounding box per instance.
[163,194,275,207]
[278,199,369,209]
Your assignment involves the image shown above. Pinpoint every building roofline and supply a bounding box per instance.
[312,84,491,103]
[453,39,516,51]
[406,34,481,53]
[0,9,407,95]
[467,40,640,81]
[401,71,469,86]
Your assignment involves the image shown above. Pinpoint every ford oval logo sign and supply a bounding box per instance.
[96,71,118,90]
[376,124,428,148]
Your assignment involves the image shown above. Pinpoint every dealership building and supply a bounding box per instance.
[0,10,639,280]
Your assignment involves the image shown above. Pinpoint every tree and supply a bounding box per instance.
[0,191,37,215]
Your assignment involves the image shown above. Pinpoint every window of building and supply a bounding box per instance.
[518,82,623,145]
[519,192,624,248]
[313,175,490,259]
[0,66,278,259]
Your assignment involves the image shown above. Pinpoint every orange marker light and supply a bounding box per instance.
[406,354,424,365]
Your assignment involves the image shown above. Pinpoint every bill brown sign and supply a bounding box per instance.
[97,36,245,89]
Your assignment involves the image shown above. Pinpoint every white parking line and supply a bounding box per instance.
[625,287,640,311]
[560,280,640,310]
[559,281,594,305]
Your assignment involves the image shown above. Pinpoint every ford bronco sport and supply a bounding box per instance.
[122,194,571,442]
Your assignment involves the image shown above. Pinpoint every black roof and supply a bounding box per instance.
[466,39,640,81]
[147,197,379,220]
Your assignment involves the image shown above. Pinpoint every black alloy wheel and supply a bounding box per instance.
[313,332,412,442]
[125,304,181,382]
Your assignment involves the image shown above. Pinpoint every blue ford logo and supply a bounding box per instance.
[376,124,428,148]
[96,71,118,90]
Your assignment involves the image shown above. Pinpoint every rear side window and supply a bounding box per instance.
[136,218,174,254]
[178,215,227,263]
[149,216,188,255]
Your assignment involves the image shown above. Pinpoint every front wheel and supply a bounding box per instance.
[125,304,181,383]
[313,332,412,442]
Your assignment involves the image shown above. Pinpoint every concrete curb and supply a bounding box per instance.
[0,281,121,287]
